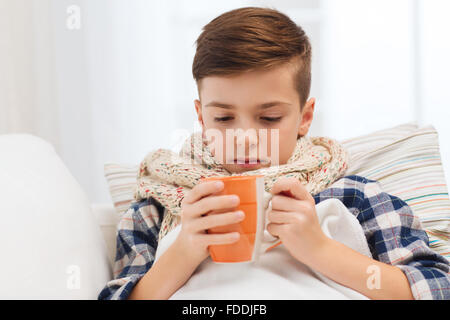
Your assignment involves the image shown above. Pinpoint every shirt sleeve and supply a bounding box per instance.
[358,177,450,300]
[97,197,165,300]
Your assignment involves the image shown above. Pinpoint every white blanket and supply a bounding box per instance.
[154,198,373,300]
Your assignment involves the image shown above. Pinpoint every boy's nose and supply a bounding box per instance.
[235,128,259,156]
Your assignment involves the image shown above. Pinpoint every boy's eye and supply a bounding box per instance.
[214,117,282,122]
[261,117,282,122]
[214,117,234,122]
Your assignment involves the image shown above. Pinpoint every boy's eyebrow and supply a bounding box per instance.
[204,101,291,109]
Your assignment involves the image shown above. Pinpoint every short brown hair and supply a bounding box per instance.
[192,6,312,109]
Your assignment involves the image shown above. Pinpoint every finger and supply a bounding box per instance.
[200,232,241,245]
[267,210,296,224]
[271,194,314,213]
[271,194,303,212]
[271,177,314,203]
[266,223,285,237]
[183,180,224,204]
[194,210,245,232]
[189,194,240,218]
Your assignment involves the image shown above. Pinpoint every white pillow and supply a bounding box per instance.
[0,134,112,299]
[91,203,120,268]
[341,122,419,162]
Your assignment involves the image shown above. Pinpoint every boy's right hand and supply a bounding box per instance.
[173,180,245,266]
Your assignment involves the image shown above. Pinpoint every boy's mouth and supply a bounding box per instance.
[234,158,260,164]
[232,158,271,168]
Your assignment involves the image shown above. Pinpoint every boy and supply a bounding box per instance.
[98,7,450,300]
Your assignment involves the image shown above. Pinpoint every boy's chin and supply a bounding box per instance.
[222,162,271,174]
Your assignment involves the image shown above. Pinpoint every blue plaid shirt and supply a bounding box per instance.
[98,175,450,300]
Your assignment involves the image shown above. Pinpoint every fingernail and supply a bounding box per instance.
[231,195,240,204]
[236,210,245,219]
[215,181,224,189]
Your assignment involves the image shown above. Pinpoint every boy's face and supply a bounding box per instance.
[194,62,315,174]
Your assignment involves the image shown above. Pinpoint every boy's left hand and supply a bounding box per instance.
[267,177,330,266]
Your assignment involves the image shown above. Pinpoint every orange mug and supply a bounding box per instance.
[201,175,282,263]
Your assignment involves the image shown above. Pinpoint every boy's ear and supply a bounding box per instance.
[297,97,315,138]
[194,99,205,128]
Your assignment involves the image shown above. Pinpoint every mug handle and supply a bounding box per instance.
[259,196,282,253]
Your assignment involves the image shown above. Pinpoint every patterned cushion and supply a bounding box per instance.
[104,163,139,217]
[104,122,450,261]
[342,123,449,260]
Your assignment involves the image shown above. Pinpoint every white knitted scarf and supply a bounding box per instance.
[134,131,349,243]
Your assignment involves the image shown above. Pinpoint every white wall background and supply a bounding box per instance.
[1,0,449,203]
